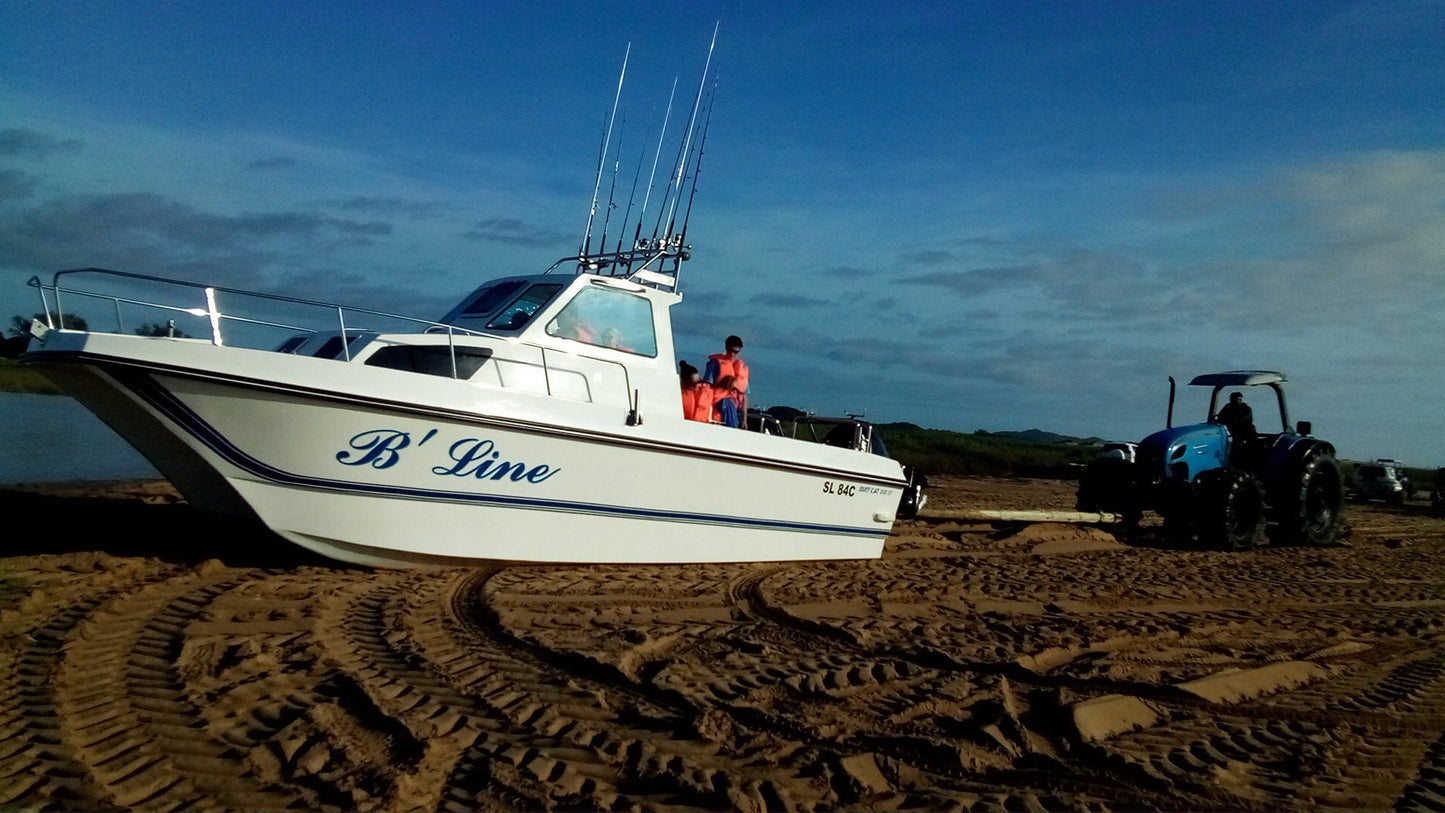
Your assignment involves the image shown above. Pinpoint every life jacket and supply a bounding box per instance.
[681,382,714,422]
[706,353,749,393]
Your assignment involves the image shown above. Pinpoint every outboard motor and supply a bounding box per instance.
[897,465,928,519]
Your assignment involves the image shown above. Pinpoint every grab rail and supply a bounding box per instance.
[27,268,636,410]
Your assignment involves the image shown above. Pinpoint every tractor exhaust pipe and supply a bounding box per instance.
[1167,376,1176,429]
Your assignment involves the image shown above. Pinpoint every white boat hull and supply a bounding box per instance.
[28,333,906,567]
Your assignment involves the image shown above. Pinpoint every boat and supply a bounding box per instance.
[19,44,926,568]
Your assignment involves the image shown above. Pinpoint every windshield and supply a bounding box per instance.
[487,283,563,331]
[544,284,658,356]
[460,280,527,317]
[790,418,889,456]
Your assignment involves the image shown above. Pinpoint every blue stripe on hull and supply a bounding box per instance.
[111,367,886,540]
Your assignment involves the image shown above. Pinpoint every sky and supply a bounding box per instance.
[2,1,1443,465]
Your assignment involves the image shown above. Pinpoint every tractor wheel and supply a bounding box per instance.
[1195,469,1266,551]
[1271,449,1344,546]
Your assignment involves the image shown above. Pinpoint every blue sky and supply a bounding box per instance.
[3,1,1443,465]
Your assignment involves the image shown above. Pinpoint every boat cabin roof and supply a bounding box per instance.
[438,272,679,358]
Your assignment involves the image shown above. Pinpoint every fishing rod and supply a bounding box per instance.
[676,76,716,253]
[657,21,718,248]
[580,42,630,262]
[596,114,625,264]
[633,76,677,253]
[614,138,648,260]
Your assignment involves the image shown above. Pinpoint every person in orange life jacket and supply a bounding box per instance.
[553,308,595,343]
[703,335,748,423]
[711,375,742,428]
[678,361,714,423]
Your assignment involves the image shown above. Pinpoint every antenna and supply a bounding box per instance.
[581,42,630,261]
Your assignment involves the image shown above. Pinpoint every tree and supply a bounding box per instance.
[8,312,88,337]
[135,321,192,338]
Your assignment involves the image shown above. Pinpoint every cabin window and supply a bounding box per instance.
[365,345,492,379]
[544,285,657,357]
[314,334,364,360]
[486,283,563,330]
[275,335,309,354]
[460,280,527,317]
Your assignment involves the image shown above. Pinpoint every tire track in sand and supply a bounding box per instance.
[0,573,159,809]
[50,563,301,811]
[718,563,1178,812]
[440,567,837,811]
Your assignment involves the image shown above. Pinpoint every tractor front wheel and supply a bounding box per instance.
[1195,469,1266,551]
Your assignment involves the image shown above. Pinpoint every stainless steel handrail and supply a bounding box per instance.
[27,268,635,408]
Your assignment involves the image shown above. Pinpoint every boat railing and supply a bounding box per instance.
[28,268,636,408]
[544,239,687,293]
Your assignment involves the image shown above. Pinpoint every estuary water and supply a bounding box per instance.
[0,392,160,483]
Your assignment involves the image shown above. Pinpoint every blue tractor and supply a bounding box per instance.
[1077,370,1344,549]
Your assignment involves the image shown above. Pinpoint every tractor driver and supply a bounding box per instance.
[1217,391,1257,462]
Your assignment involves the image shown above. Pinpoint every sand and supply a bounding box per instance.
[2,474,1445,811]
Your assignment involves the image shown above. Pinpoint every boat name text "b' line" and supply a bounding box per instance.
[335,429,561,483]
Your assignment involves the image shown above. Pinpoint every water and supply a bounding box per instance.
[0,392,160,483]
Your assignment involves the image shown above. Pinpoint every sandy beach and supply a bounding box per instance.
[3,475,1444,811]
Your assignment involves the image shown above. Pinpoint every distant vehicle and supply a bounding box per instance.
[1432,468,1445,516]
[1076,370,1343,550]
[1374,458,1414,498]
[1353,463,1407,505]
[1095,441,1138,463]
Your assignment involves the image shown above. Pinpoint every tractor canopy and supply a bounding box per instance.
[1176,369,1292,434]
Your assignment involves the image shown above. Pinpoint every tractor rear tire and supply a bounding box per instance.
[1195,469,1266,551]
[1271,449,1344,546]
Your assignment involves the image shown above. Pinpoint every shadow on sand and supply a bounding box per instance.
[0,483,341,570]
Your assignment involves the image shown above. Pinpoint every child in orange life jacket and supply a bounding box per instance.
[703,335,748,422]
[711,375,742,428]
[678,361,714,422]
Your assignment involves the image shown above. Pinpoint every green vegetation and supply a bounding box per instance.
[768,409,1098,479]
[878,424,1095,478]
[0,360,60,394]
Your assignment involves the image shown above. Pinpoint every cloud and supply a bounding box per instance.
[820,265,876,279]
[0,170,37,202]
[901,249,957,266]
[900,264,1049,296]
[320,196,450,220]
[247,156,299,171]
[464,217,571,248]
[0,191,393,288]
[0,129,82,160]
[747,293,829,308]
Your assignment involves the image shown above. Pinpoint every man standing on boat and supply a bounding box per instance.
[704,335,749,425]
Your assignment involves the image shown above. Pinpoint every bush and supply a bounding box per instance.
[877,424,1094,478]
